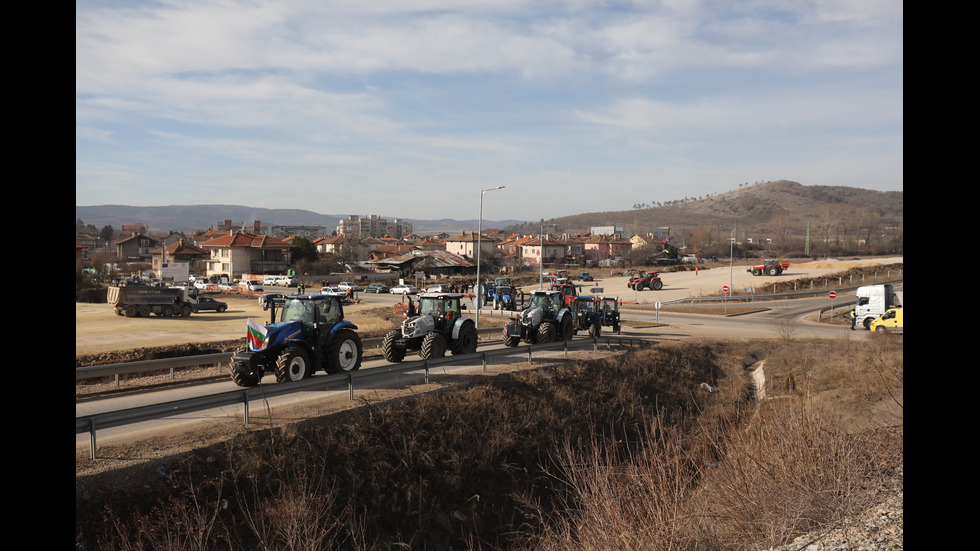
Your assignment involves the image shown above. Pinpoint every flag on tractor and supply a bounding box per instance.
[247,318,268,349]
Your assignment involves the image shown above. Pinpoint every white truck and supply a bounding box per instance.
[108,285,202,317]
[854,284,901,330]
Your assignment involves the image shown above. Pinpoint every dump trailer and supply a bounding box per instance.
[107,285,201,317]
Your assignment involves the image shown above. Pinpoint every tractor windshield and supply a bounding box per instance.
[419,298,445,317]
[528,293,561,312]
[280,298,315,325]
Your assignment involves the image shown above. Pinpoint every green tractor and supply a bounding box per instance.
[382,292,479,362]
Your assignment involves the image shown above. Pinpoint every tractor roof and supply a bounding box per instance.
[418,292,467,299]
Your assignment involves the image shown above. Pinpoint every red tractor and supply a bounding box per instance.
[747,259,789,276]
[628,271,663,291]
[550,278,580,306]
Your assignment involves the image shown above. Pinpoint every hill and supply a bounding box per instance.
[536,180,903,235]
[76,181,902,236]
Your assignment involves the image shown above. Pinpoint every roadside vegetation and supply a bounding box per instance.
[76,333,902,550]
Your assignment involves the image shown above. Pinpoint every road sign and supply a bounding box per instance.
[829,291,837,299]
[723,285,729,293]
[655,301,661,309]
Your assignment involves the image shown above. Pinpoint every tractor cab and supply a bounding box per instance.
[550,280,579,305]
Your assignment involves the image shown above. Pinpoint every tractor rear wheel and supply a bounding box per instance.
[329,329,363,373]
[276,348,311,382]
[767,266,779,276]
[452,322,478,355]
[421,332,447,359]
[536,321,556,344]
[560,317,574,341]
[382,329,405,362]
[652,279,663,290]
[588,323,601,338]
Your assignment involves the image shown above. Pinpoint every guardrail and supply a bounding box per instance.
[632,278,903,306]
[76,326,504,385]
[76,335,646,459]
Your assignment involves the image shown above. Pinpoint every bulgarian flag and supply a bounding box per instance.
[247,318,268,349]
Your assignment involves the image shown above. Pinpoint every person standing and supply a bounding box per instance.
[850,308,856,330]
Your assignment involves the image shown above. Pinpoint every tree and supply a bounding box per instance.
[100,225,114,242]
[289,237,319,264]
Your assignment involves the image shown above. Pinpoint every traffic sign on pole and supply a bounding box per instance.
[829,291,837,299]
[723,285,729,293]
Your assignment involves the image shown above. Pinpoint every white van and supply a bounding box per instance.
[240,279,264,292]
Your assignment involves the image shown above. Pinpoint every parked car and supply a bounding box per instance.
[196,296,228,312]
[364,283,390,293]
[240,279,264,292]
[218,282,237,292]
[578,272,594,281]
[258,292,286,310]
[320,286,343,294]
[389,284,419,294]
[262,276,281,286]
[426,284,449,293]
[193,280,209,290]
[337,282,362,292]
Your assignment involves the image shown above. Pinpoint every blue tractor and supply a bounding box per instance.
[492,284,519,311]
[230,292,363,387]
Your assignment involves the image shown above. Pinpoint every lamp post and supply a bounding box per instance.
[539,223,558,289]
[476,185,505,328]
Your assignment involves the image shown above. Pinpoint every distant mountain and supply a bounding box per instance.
[76,181,902,237]
[74,204,525,235]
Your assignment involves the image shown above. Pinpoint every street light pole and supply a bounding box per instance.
[539,223,557,289]
[476,185,505,328]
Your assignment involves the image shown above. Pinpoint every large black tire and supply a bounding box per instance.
[231,368,261,387]
[218,305,227,312]
[752,269,761,276]
[161,305,175,317]
[180,305,193,317]
[613,322,621,334]
[138,305,151,317]
[651,279,663,290]
[863,318,872,330]
[276,347,311,382]
[451,322,478,355]
[536,321,556,344]
[125,305,137,317]
[382,329,406,363]
[329,329,363,373]
[503,324,521,347]
[420,332,447,360]
[588,323,601,338]
[768,267,779,276]
[636,283,645,291]
[560,316,574,341]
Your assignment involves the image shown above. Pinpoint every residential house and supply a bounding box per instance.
[444,231,496,260]
[520,234,567,268]
[116,234,161,262]
[200,231,290,280]
[583,235,632,261]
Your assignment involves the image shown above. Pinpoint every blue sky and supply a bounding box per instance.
[76,0,903,222]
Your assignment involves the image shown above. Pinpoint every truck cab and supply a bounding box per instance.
[854,284,899,329]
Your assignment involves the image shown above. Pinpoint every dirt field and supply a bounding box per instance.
[76,256,903,359]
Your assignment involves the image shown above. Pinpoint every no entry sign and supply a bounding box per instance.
[723,285,729,293]
[829,291,837,299]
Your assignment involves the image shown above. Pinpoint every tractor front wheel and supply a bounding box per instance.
[588,323,601,338]
[421,332,447,359]
[231,367,262,387]
[382,329,405,362]
[536,321,556,344]
[276,348,311,382]
[560,317,574,341]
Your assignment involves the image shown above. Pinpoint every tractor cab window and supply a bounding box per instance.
[317,298,340,326]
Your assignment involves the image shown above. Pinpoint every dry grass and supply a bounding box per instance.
[77,336,902,551]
